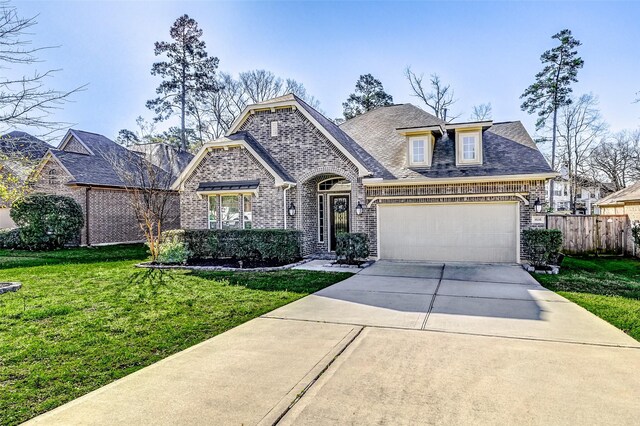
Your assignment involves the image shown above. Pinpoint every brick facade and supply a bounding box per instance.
[179,104,549,261]
[33,157,180,246]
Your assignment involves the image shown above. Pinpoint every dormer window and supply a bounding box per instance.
[455,129,482,166]
[408,134,433,167]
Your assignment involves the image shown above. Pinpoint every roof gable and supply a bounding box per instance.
[598,181,640,205]
[227,94,389,178]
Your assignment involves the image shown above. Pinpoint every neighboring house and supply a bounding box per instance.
[597,181,640,222]
[0,131,51,228]
[33,130,188,246]
[545,174,614,214]
[173,94,555,263]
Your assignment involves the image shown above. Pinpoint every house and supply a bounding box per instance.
[597,181,640,222]
[545,174,614,214]
[172,94,556,263]
[33,129,189,245]
[0,131,51,228]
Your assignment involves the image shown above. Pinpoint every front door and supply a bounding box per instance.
[329,195,350,251]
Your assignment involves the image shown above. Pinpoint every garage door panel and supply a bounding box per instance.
[379,203,518,263]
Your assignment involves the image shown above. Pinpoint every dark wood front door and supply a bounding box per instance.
[329,195,349,251]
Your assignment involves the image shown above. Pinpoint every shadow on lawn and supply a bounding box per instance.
[188,269,352,295]
[0,245,149,269]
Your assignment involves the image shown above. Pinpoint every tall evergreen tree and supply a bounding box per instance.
[342,74,393,120]
[520,29,584,209]
[146,14,218,151]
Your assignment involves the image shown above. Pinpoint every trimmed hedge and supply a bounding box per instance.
[11,194,84,250]
[522,228,563,267]
[335,232,370,264]
[0,228,21,249]
[162,229,302,263]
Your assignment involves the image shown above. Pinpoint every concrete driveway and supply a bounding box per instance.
[28,261,640,425]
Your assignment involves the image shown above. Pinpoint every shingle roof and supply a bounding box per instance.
[597,181,640,205]
[0,131,51,160]
[339,105,552,179]
[50,130,173,189]
[128,143,194,177]
[227,131,295,183]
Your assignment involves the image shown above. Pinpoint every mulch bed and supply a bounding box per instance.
[186,258,302,269]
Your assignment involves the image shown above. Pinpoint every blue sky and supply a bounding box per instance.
[14,0,640,144]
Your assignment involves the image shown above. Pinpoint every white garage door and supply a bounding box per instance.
[378,203,519,263]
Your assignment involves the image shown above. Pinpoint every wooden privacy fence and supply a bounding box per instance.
[546,214,632,255]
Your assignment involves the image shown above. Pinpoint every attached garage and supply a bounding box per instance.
[377,202,519,263]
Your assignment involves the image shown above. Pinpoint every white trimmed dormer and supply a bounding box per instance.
[447,121,492,167]
[397,125,443,168]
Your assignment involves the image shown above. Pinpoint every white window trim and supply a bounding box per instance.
[208,193,254,230]
[408,134,433,167]
[242,194,252,229]
[317,194,325,243]
[455,129,482,166]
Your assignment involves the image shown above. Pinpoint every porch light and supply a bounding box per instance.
[355,201,363,215]
[534,198,543,213]
[288,202,296,216]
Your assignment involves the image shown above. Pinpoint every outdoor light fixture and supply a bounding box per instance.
[355,201,363,215]
[288,202,296,216]
[534,198,543,213]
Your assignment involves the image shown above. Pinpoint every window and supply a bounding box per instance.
[270,121,279,137]
[318,194,325,242]
[208,195,252,229]
[208,196,219,229]
[456,130,482,165]
[220,195,240,229]
[318,178,351,192]
[243,195,252,229]
[462,136,477,160]
[48,169,58,185]
[411,139,426,163]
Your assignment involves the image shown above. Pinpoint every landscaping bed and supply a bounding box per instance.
[0,244,351,425]
[533,255,640,341]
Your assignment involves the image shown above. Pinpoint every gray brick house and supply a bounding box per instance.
[33,130,188,246]
[173,94,555,263]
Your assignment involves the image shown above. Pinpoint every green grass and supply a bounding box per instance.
[534,256,640,341]
[0,245,351,425]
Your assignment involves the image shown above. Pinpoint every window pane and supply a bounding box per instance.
[463,136,476,160]
[412,139,425,163]
[221,195,240,229]
[318,194,324,242]
[208,196,218,229]
[243,195,252,229]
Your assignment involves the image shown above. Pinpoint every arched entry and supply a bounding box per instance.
[317,177,352,251]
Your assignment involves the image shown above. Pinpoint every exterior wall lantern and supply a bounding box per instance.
[288,202,296,216]
[355,201,363,215]
[534,198,543,213]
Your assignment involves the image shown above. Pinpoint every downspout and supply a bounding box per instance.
[85,186,91,246]
[283,184,293,229]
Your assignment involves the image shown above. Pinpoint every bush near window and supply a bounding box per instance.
[162,229,302,264]
[522,228,563,268]
[0,228,21,249]
[632,223,640,250]
[335,232,370,264]
[156,239,190,264]
[10,194,84,250]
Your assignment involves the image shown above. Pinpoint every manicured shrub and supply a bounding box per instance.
[0,228,21,249]
[632,223,640,249]
[161,229,302,264]
[522,228,563,268]
[156,239,190,264]
[10,194,84,250]
[335,232,370,264]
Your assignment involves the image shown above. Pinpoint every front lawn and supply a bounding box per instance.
[0,245,351,425]
[534,256,640,341]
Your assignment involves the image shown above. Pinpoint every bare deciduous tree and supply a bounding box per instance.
[0,1,85,136]
[556,93,607,212]
[404,67,458,121]
[590,130,639,192]
[104,146,180,261]
[470,103,492,121]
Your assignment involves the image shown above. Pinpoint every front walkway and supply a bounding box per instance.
[28,262,640,425]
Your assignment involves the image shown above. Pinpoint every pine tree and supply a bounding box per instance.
[342,74,393,120]
[521,29,584,210]
[146,15,219,151]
